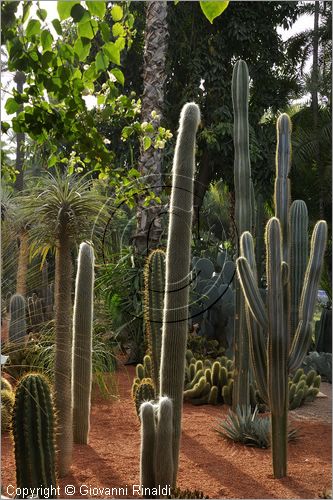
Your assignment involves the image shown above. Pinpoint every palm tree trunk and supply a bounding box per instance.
[311,2,324,218]
[14,71,25,192]
[54,232,73,477]
[16,228,29,296]
[134,1,168,253]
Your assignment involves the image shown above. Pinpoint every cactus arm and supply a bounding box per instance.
[290,201,308,338]
[288,220,327,371]
[159,102,200,487]
[236,257,268,330]
[266,218,289,479]
[72,242,94,445]
[140,402,156,491]
[232,59,252,409]
[155,397,173,489]
[240,232,268,403]
[274,114,291,263]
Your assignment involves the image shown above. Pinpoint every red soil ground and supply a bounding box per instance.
[1,364,331,499]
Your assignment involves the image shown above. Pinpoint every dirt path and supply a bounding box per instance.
[1,365,331,499]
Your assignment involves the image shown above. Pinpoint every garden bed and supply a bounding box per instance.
[1,364,331,499]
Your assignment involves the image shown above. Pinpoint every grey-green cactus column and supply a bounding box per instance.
[159,102,200,487]
[9,294,26,342]
[73,242,94,444]
[232,60,252,409]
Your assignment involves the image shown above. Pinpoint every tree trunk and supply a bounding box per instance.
[16,228,29,296]
[134,1,168,254]
[311,2,324,218]
[54,232,73,477]
[14,71,25,192]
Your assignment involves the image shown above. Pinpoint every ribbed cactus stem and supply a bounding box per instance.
[159,102,200,487]
[9,293,26,342]
[73,242,94,444]
[274,113,291,262]
[140,402,156,492]
[290,200,308,338]
[232,59,252,409]
[144,249,166,392]
[289,220,328,371]
[12,373,57,496]
[155,397,173,490]
[255,194,265,283]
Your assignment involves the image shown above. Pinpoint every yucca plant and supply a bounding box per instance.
[216,406,298,449]
[19,171,106,477]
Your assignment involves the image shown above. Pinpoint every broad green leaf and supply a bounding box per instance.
[26,19,41,37]
[37,8,47,21]
[5,98,20,114]
[96,51,109,72]
[86,1,106,19]
[143,136,151,151]
[199,1,229,23]
[1,122,10,133]
[103,42,120,65]
[112,22,125,37]
[70,4,87,22]
[74,37,91,61]
[22,2,32,23]
[52,18,62,35]
[115,37,125,51]
[111,5,123,21]
[111,68,124,86]
[57,1,78,21]
[41,30,53,51]
[97,95,106,105]
[174,0,180,4]
[100,21,110,42]
[78,19,98,39]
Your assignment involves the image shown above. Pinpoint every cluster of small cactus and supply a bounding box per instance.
[289,369,321,410]
[190,254,235,356]
[183,350,234,406]
[132,355,155,417]
[12,373,57,496]
[1,377,14,432]
[8,293,26,342]
[167,488,209,499]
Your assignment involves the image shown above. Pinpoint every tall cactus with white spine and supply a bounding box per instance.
[159,102,200,486]
[144,249,166,392]
[236,113,328,478]
[232,60,252,409]
[72,242,94,444]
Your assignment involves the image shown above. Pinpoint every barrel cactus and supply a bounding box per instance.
[12,373,57,496]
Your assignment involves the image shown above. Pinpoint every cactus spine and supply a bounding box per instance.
[144,249,166,391]
[9,293,26,342]
[232,60,252,409]
[236,114,328,478]
[159,102,200,487]
[72,242,94,444]
[12,373,57,496]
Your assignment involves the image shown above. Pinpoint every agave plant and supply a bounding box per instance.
[216,406,298,449]
[19,171,106,476]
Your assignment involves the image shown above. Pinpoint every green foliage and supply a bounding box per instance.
[12,373,57,496]
[216,406,298,449]
[199,1,229,24]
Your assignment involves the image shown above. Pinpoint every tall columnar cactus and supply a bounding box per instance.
[159,102,200,487]
[9,293,26,342]
[236,116,328,478]
[232,59,252,409]
[144,249,166,391]
[255,193,265,284]
[72,242,94,444]
[140,397,173,492]
[12,373,57,497]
